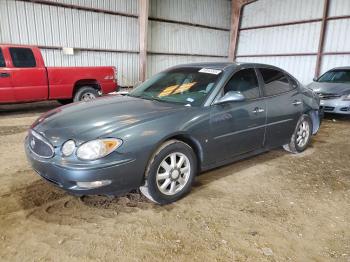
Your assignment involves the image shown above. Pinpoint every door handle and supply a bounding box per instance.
[292,100,302,106]
[0,72,10,78]
[253,107,265,114]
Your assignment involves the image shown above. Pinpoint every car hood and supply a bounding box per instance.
[32,95,187,146]
[307,82,350,95]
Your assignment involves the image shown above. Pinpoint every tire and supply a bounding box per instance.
[139,140,197,205]
[57,99,73,105]
[283,114,313,154]
[73,86,99,102]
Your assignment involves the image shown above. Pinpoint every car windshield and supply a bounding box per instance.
[318,69,350,83]
[129,67,223,106]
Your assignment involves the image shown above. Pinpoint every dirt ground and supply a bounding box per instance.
[0,101,349,262]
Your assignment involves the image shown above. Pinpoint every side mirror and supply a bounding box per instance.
[216,91,245,104]
[313,77,318,82]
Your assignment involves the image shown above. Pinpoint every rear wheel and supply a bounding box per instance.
[139,140,197,205]
[73,86,99,102]
[283,114,312,153]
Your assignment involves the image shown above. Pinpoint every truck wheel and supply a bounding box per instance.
[57,99,72,105]
[283,114,312,154]
[139,140,197,205]
[74,86,99,102]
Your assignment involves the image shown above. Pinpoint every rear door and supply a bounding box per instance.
[8,47,47,102]
[257,68,302,148]
[209,68,266,162]
[0,48,15,103]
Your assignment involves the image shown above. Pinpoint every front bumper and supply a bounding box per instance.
[25,137,144,196]
[320,98,350,114]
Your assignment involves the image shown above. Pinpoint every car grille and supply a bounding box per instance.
[316,92,341,100]
[29,130,55,158]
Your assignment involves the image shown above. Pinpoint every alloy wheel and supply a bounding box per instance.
[296,120,310,147]
[156,152,191,196]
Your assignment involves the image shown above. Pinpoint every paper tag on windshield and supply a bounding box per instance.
[199,68,222,75]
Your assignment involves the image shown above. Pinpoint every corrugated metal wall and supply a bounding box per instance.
[236,0,350,85]
[322,15,350,73]
[0,0,139,86]
[150,0,231,29]
[0,0,231,84]
[44,0,139,15]
[147,0,230,77]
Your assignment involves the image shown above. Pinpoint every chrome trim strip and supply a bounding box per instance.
[29,130,55,159]
[214,118,293,140]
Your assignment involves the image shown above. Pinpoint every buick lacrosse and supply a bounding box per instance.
[25,63,321,204]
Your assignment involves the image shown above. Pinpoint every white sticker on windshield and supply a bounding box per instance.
[199,68,222,75]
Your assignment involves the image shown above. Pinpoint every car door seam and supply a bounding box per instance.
[214,118,293,140]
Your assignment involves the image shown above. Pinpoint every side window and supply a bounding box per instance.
[9,48,36,68]
[224,68,260,100]
[286,75,299,89]
[0,49,5,67]
[260,68,293,96]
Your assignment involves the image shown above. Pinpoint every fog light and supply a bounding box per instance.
[62,140,76,157]
[76,180,111,189]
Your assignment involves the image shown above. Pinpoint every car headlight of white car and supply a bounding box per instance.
[76,138,122,160]
[342,94,350,101]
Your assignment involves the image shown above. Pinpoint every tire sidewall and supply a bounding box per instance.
[145,141,197,204]
[293,115,312,152]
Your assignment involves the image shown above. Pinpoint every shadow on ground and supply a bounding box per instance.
[0,101,60,118]
[12,147,287,225]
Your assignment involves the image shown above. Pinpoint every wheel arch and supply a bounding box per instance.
[151,132,204,173]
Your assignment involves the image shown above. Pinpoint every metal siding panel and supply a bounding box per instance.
[241,0,323,28]
[236,56,317,85]
[0,1,139,51]
[42,0,139,15]
[321,55,350,74]
[147,55,228,78]
[237,22,321,55]
[0,1,11,42]
[148,21,229,56]
[41,49,139,86]
[329,0,350,17]
[324,19,350,52]
[150,0,230,29]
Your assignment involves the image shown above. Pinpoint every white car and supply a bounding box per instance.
[308,67,350,114]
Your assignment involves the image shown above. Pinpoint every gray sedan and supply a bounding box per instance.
[25,63,321,204]
[308,67,350,114]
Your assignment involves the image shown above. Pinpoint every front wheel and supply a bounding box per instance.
[283,114,312,153]
[139,140,197,205]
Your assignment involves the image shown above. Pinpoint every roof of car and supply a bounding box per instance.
[170,62,282,70]
[330,66,350,70]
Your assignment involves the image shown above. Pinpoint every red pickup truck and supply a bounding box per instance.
[0,44,117,104]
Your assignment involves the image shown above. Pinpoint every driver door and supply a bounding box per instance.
[0,48,15,103]
[208,68,266,163]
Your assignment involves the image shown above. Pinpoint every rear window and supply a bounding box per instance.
[0,49,5,67]
[260,68,293,96]
[9,47,36,68]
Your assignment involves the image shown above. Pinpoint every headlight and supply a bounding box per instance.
[76,138,122,160]
[62,140,76,156]
[342,94,350,101]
